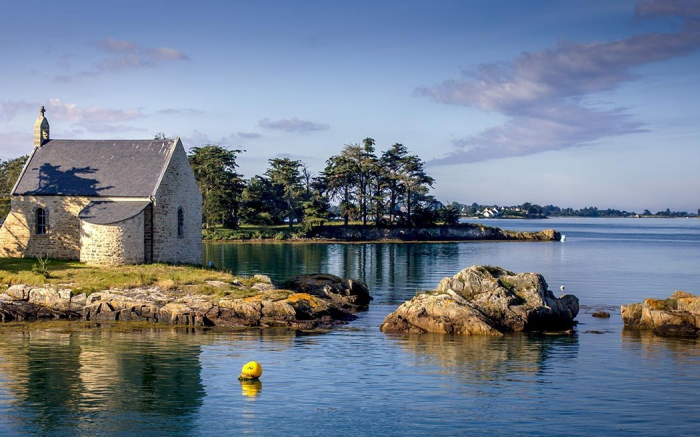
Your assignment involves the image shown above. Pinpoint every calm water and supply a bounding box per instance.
[1,218,699,436]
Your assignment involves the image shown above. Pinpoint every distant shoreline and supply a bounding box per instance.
[463,216,698,220]
[203,223,562,243]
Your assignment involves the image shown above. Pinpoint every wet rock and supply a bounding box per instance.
[592,311,611,318]
[622,291,700,337]
[653,324,699,338]
[0,300,81,322]
[380,265,579,336]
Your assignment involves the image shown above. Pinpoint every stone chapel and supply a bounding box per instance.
[0,107,202,265]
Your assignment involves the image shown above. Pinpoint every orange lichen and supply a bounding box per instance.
[644,298,677,311]
[286,293,319,307]
[242,295,264,303]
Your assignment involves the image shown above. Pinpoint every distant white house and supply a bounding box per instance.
[480,207,502,218]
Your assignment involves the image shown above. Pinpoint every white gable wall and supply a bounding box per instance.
[151,139,202,265]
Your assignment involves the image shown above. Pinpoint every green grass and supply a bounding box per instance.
[203,224,300,241]
[498,278,514,291]
[0,258,266,296]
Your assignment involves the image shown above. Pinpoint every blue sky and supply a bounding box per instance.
[1,0,698,212]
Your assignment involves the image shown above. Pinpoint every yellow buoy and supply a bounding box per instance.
[238,361,263,380]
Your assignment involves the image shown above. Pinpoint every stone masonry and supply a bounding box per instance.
[152,141,202,265]
[0,196,90,259]
[80,211,145,265]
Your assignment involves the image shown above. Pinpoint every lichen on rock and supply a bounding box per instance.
[0,274,371,331]
[621,291,700,337]
[380,265,579,335]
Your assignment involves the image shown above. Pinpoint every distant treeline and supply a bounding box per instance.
[188,139,460,233]
[456,202,696,218]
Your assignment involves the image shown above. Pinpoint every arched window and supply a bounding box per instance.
[36,208,47,235]
[177,208,184,237]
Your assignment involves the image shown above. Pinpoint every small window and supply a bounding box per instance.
[177,208,184,237]
[36,208,46,235]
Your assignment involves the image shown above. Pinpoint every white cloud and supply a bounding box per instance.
[417,1,700,164]
[92,37,137,53]
[54,37,190,81]
[146,47,189,61]
[46,99,143,123]
[258,117,330,133]
[237,131,262,139]
[157,108,205,116]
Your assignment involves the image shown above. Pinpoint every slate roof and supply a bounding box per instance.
[78,200,151,225]
[12,139,177,197]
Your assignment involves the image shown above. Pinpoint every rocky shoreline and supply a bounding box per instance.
[308,223,561,242]
[0,273,372,330]
[5,261,698,340]
[203,223,562,242]
[621,291,700,337]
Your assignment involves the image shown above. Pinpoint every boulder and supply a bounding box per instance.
[6,285,31,301]
[28,288,71,311]
[621,291,700,337]
[282,274,372,309]
[380,265,579,335]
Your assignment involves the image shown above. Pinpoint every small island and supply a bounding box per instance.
[0,259,371,330]
[204,222,562,242]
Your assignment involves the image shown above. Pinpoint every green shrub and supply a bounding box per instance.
[31,255,51,278]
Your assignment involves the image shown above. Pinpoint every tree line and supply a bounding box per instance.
[0,155,28,219]
[458,202,696,219]
[189,138,460,231]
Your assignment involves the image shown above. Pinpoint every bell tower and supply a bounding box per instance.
[33,106,50,147]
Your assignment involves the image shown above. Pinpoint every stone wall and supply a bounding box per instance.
[80,212,145,265]
[152,139,202,264]
[0,195,90,259]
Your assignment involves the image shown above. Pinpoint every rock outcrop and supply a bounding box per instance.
[309,224,561,242]
[0,274,371,330]
[380,265,579,335]
[621,291,700,337]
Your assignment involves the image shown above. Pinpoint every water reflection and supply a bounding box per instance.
[0,327,205,436]
[621,328,700,359]
[388,332,579,385]
[239,380,262,398]
[204,242,470,304]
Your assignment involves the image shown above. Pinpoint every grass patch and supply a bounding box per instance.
[0,258,264,296]
[498,278,514,291]
[203,224,299,241]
